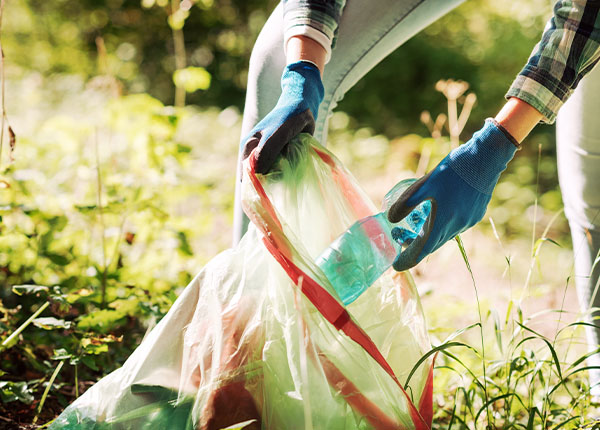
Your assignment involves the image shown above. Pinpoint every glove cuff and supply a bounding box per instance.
[281,61,325,119]
[448,119,518,195]
[488,118,521,149]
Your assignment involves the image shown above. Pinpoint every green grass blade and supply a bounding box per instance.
[515,321,546,340]
[441,350,487,392]
[404,341,477,388]
[443,322,482,343]
[513,321,563,380]
[567,345,600,370]
[474,393,518,424]
[447,403,457,430]
[1,301,50,351]
[548,366,600,396]
[541,339,562,381]
[33,359,65,424]
[492,309,503,354]
[558,321,600,338]
[455,235,491,427]
[513,335,538,350]
[551,416,579,430]
[526,406,539,430]
[505,300,514,325]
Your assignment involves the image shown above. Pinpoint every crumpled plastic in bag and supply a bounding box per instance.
[50,134,434,430]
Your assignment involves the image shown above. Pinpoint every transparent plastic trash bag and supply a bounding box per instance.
[51,135,434,430]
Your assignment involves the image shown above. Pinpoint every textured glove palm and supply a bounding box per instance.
[242,61,324,174]
[388,119,519,272]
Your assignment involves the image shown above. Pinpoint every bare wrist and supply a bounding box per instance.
[286,36,326,75]
[494,97,544,144]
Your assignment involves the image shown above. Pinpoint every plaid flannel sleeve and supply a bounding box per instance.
[506,0,600,123]
[282,0,347,63]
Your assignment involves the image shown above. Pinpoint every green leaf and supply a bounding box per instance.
[516,321,563,380]
[551,417,580,430]
[33,317,73,330]
[404,341,478,389]
[12,284,49,296]
[492,309,503,354]
[177,231,193,256]
[567,344,600,370]
[83,342,109,355]
[443,322,481,344]
[44,252,70,266]
[176,143,192,153]
[78,309,126,332]
[39,231,54,251]
[74,204,97,213]
[109,298,139,316]
[505,300,514,325]
[167,8,189,30]
[80,334,122,356]
[474,393,519,424]
[80,355,98,371]
[49,290,72,316]
[173,67,211,93]
[48,215,68,231]
[526,406,539,430]
[52,348,73,361]
[0,381,34,404]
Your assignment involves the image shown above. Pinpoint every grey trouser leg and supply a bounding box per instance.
[557,63,600,395]
[233,0,466,245]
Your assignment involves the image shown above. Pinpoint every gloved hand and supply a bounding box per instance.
[241,60,324,174]
[388,119,519,272]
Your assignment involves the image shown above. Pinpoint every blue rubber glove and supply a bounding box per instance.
[388,119,520,272]
[242,60,324,174]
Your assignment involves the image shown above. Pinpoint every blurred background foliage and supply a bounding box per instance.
[4,0,553,133]
[0,0,575,426]
[3,0,561,225]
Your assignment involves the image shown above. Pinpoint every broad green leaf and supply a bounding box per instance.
[52,348,73,361]
[12,284,49,296]
[173,67,211,93]
[81,334,123,351]
[44,252,70,266]
[80,355,98,371]
[109,298,138,316]
[0,381,34,404]
[78,309,126,332]
[83,342,109,355]
[404,341,478,389]
[81,334,122,355]
[32,317,72,330]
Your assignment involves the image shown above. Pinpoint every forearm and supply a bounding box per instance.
[286,35,327,73]
[494,97,544,144]
[505,0,600,124]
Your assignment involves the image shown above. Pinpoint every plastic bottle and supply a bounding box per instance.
[315,179,431,305]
